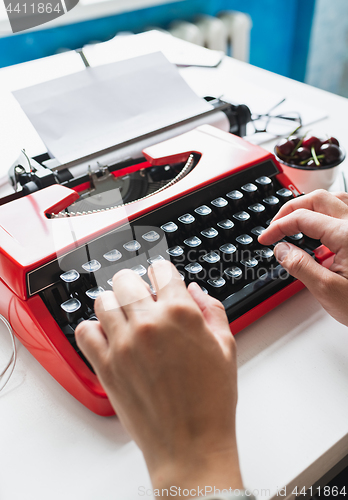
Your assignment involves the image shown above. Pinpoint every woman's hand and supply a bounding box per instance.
[75,260,243,495]
[259,189,348,327]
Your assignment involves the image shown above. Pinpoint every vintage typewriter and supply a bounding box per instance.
[0,124,333,415]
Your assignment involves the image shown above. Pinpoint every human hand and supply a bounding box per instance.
[75,261,243,494]
[258,189,348,327]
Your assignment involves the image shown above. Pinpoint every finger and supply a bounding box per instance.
[274,242,348,324]
[272,189,348,223]
[188,282,231,341]
[333,191,348,207]
[75,319,108,369]
[94,291,128,340]
[258,209,342,253]
[112,269,154,317]
[148,260,187,301]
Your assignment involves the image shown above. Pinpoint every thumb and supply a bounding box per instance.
[274,242,348,326]
[274,242,335,298]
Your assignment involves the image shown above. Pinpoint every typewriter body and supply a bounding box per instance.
[0,125,333,416]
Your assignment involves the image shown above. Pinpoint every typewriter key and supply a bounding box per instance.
[161,221,178,233]
[61,298,82,323]
[241,183,258,200]
[202,251,220,264]
[217,219,234,230]
[219,243,237,263]
[233,210,251,230]
[147,255,165,265]
[161,221,179,244]
[200,227,219,248]
[200,251,221,279]
[177,214,196,235]
[226,190,244,208]
[184,262,204,280]
[236,234,253,249]
[103,249,122,262]
[60,269,81,293]
[166,246,184,257]
[255,247,274,264]
[211,197,228,208]
[123,240,141,252]
[82,260,101,273]
[142,230,160,243]
[276,188,293,202]
[255,176,273,194]
[194,205,212,216]
[251,226,266,237]
[206,276,227,296]
[184,236,202,248]
[224,266,243,284]
[85,286,105,304]
[248,203,266,223]
[287,233,304,244]
[211,197,229,214]
[178,214,195,225]
[131,264,147,276]
[263,196,280,215]
[240,257,259,280]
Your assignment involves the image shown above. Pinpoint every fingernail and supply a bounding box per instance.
[99,291,119,312]
[274,242,292,263]
[189,282,201,291]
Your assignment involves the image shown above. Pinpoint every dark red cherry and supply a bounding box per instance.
[319,143,341,164]
[305,159,316,168]
[302,136,322,152]
[323,137,339,147]
[297,147,311,161]
[275,139,296,157]
[288,135,300,144]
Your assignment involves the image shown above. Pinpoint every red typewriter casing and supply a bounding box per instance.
[0,126,333,416]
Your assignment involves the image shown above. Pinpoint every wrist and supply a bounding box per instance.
[148,444,243,497]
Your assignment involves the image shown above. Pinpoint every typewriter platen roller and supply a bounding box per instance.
[0,125,333,415]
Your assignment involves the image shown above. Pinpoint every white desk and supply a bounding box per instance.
[0,36,348,500]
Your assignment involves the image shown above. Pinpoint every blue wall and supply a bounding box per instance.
[306,0,348,98]
[0,0,316,82]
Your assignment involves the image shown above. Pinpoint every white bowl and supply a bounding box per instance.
[274,148,345,193]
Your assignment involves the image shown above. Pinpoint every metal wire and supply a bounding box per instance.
[0,314,17,392]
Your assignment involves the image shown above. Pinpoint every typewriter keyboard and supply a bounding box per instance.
[32,159,319,368]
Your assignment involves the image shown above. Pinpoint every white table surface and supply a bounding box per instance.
[1,35,348,500]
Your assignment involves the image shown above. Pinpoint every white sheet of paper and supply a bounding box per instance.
[13,52,213,165]
[83,30,224,68]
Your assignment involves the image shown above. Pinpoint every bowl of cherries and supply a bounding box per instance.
[274,134,345,193]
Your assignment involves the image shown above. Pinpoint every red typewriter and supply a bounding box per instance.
[0,125,332,415]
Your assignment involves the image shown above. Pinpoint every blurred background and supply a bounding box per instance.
[0,0,347,98]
